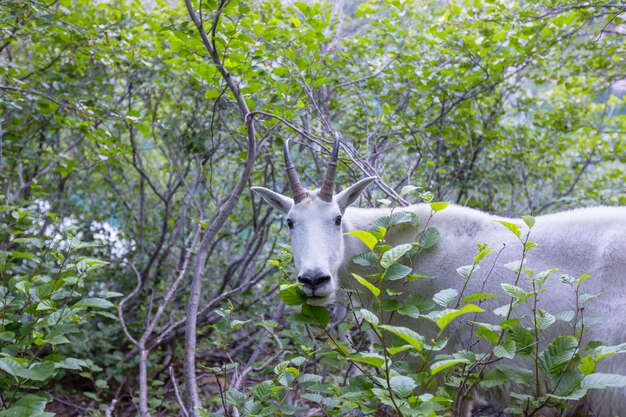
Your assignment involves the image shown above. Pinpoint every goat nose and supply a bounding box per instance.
[298,274,331,290]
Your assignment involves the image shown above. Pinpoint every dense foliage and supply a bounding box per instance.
[0,0,624,415]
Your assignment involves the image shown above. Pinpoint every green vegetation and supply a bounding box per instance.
[0,0,624,415]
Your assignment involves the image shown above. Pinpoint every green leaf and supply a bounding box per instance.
[504,260,522,273]
[296,304,329,328]
[591,342,626,362]
[509,325,535,355]
[378,324,423,352]
[538,336,579,376]
[0,357,24,379]
[231,320,249,330]
[36,299,56,311]
[204,90,221,100]
[494,364,533,387]
[347,230,378,250]
[577,274,591,287]
[430,201,449,212]
[357,308,379,326]
[225,390,245,407]
[581,373,626,389]
[389,375,416,397]
[279,283,307,306]
[522,215,535,228]
[474,247,493,263]
[383,263,412,281]
[348,352,385,367]
[15,361,56,381]
[534,268,557,287]
[456,264,478,279]
[352,273,380,297]
[400,185,419,196]
[473,322,500,344]
[352,252,377,266]
[436,304,484,331]
[433,288,457,307]
[430,358,470,375]
[494,338,516,359]
[72,298,114,309]
[252,380,273,401]
[501,283,528,300]
[495,220,521,238]
[417,227,439,249]
[380,243,413,269]
[534,309,556,331]
[0,393,54,417]
[463,293,498,303]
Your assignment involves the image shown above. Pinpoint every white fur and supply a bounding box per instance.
[252,181,626,415]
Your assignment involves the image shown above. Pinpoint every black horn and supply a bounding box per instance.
[284,139,308,204]
[318,134,340,202]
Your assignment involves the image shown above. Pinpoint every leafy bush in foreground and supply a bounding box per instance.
[0,205,115,416]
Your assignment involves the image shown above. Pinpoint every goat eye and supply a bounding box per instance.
[334,215,342,226]
[287,219,294,229]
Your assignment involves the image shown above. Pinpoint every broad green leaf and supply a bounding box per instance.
[555,310,575,322]
[352,252,377,266]
[495,220,521,238]
[522,215,535,228]
[347,230,378,250]
[352,273,380,297]
[534,309,556,331]
[298,304,329,328]
[538,336,579,376]
[534,268,557,287]
[252,380,273,401]
[378,324,423,352]
[72,298,114,309]
[357,308,379,326]
[509,325,535,355]
[430,358,470,375]
[504,260,522,273]
[400,185,419,196]
[474,246,493,263]
[463,293,498,303]
[389,375,416,397]
[383,263,412,281]
[577,274,591,288]
[380,244,413,269]
[0,357,23,379]
[456,264,478,279]
[433,288,458,307]
[0,394,54,417]
[581,373,626,389]
[417,227,439,249]
[591,342,626,362]
[430,201,449,212]
[348,352,385,367]
[494,338,516,359]
[436,304,484,331]
[279,283,307,306]
[501,283,528,300]
[494,364,533,386]
[15,361,56,381]
[473,322,500,344]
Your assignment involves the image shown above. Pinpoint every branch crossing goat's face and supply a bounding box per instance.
[252,136,375,305]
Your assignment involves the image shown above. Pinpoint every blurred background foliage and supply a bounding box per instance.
[0,0,624,415]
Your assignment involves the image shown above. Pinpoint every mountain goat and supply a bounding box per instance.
[251,136,626,416]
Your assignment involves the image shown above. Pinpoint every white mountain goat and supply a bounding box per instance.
[251,137,626,416]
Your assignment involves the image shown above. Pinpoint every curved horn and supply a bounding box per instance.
[318,134,340,202]
[284,139,308,204]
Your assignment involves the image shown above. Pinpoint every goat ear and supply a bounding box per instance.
[336,177,377,211]
[251,187,294,214]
